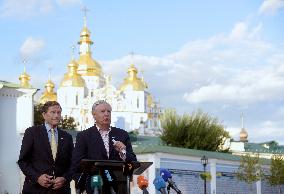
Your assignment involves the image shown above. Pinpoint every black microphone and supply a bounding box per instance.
[160,168,182,194]
[75,173,85,194]
[153,177,167,194]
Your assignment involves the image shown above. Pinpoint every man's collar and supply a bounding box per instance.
[96,124,111,132]
[45,123,58,132]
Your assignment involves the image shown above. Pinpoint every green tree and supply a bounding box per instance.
[200,172,212,181]
[236,153,264,194]
[34,103,78,130]
[160,109,229,151]
[34,103,44,126]
[58,115,78,130]
[267,154,284,194]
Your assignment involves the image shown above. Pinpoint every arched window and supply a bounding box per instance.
[76,93,79,105]
[137,97,139,108]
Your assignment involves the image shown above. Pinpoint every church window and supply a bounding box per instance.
[137,98,139,108]
[76,94,78,105]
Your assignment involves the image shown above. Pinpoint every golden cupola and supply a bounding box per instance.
[239,113,248,142]
[39,74,57,104]
[77,15,102,76]
[19,66,32,88]
[60,59,85,87]
[119,64,148,91]
[240,128,248,142]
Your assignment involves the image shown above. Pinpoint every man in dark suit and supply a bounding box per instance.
[71,100,137,194]
[18,101,74,194]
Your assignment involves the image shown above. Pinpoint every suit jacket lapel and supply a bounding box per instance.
[91,126,108,159]
[108,128,115,158]
[56,129,64,161]
[39,125,53,162]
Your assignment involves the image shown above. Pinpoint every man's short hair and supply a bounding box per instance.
[41,101,62,113]
[92,100,111,113]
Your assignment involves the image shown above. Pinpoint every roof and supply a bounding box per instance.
[0,80,21,88]
[245,141,284,154]
[131,135,273,164]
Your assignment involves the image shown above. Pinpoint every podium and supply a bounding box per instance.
[79,159,152,194]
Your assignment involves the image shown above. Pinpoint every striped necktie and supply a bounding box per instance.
[50,128,57,160]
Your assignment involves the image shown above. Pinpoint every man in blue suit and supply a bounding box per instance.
[71,100,137,194]
[18,101,74,194]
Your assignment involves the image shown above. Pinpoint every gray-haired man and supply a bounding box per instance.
[70,100,137,194]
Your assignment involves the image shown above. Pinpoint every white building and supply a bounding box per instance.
[39,16,162,133]
[0,76,38,194]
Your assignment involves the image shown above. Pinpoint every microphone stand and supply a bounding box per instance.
[123,162,134,194]
[167,185,171,194]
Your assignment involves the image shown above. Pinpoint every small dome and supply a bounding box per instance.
[39,79,57,104]
[78,26,93,44]
[240,128,248,142]
[77,53,102,76]
[119,64,148,91]
[60,59,85,87]
[19,70,32,88]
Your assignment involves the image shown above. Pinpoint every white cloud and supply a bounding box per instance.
[0,0,53,18]
[0,0,81,18]
[183,66,284,104]
[56,0,81,6]
[100,20,284,107]
[259,0,284,15]
[229,22,248,40]
[20,37,45,59]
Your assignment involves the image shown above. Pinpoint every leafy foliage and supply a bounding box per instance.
[160,109,229,151]
[236,154,264,192]
[267,154,284,194]
[34,103,78,130]
[200,172,212,180]
[34,103,44,126]
[58,115,78,130]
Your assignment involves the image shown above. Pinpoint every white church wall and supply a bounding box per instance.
[82,76,102,90]
[112,111,148,131]
[16,89,35,133]
[0,87,36,194]
[124,91,146,113]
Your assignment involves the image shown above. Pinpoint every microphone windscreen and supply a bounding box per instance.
[137,175,149,189]
[90,175,103,189]
[160,168,172,182]
[153,177,166,190]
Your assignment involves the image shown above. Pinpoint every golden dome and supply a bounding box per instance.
[60,59,85,87]
[77,21,102,76]
[39,79,57,104]
[119,64,148,91]
[19,70,32,88]
[77,53,102,76]
[78,27,93,44]
[240,128,248,142]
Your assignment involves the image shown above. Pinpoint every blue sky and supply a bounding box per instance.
[1,0,284,144]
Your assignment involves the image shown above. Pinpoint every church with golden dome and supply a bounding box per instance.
[35,15,161,132]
